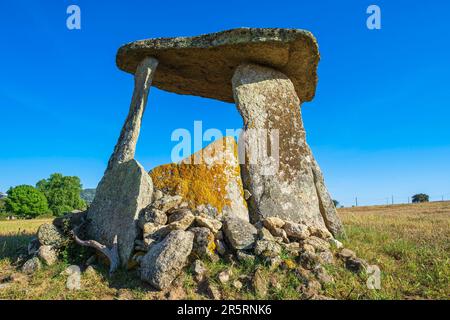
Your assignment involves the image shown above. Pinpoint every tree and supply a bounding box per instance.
[412,193,429,203]
[36,173,86,216]
[332,199,339,208]
[4,185,49,218]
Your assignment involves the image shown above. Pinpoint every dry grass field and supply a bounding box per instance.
[0,202,449,300]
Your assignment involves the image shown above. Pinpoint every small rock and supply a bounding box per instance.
[298,251,321,270]
[65,265,81,290]
[152,195,183,213]
[339,248,356,260]
[304,236,331,252]
[243,189,252,200]
[38,245,58,266]
[283,242,301,256]
[223,217,257,250]
[140,230,194,290]
[300,242,316,254]
[258,227,275,241]
[218,270,232,284]
[139,207,167,228]
[283,221,310,240]
[21,257,41,274]
[313,265,334,285]
[190,227,216,259]
[195,216,222,234]
[263,217,285,234]
[206,281,222,300]
[308,226,333,240]
[252,268,268,297]
[0,283,12,290]
[267,256,282,270]
[192,260,206,278]
[254,240,281,258]
[84,265,96,276]
[271,227,290,243]
[317,249,335,265]
[233,280,243,290]
[235,251,255,264]
[166,210,195,230]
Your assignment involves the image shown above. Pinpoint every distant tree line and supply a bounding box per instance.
[1,173,88,219]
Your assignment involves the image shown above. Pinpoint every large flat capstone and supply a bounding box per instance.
[116,28,319,103]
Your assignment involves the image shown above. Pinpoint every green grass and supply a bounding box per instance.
[0,202,448,300]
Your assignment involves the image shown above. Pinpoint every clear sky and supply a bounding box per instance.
[0,0,449,207]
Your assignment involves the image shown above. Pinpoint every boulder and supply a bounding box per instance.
[223,217,257,250]
[189,227,216,259]
[38,245,58,266]
[152,195,183,213]
[139,207,167,228]
[283,221,310,240]
[254,240,282,258]
[303,236,331,252]
[150,137,249,221]
[87,159,153,267]
[140,230,194,290]
[37,223,66,248]
[263,217,285,234]
[195,216,222,234]
[22,257,41,274]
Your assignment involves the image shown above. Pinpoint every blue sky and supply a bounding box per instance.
[0,0,449,206]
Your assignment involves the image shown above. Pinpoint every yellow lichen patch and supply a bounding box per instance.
[149,137,246,214]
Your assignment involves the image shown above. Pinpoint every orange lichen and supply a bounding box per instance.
[149,137,247,214]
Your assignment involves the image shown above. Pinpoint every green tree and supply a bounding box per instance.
[412,193,429,203]
[4,185,49,218]
[36,173,86,216]
[332,199,339,208]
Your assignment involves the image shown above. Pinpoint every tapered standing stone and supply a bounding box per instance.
[232,63,344,236]
[87,57,158,266]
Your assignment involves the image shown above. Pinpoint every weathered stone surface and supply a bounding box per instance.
[304,236,331,252]
[106,57,158,171]
[189,227,216,259]
[263,217,285,234]
[254,240,282,258]
[223,217,257,250]
[37,223,66,248]
[232,63,344,237]
[345,257,368,273]
[195,216,222,234]
[64,265,81,290]
[152,195,183,213]
[38,245,57,266]
[283,221,310,240]
[252,268,268,297]
[339,248,356,260]
[150,137,249,221]
[140,230,194,290]
[139,207,167,228]
[22,257,41,274]
[117,28,319,104]
[87,159,153,267]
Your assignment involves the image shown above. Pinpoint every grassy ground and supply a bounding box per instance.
[0,202,448,300]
